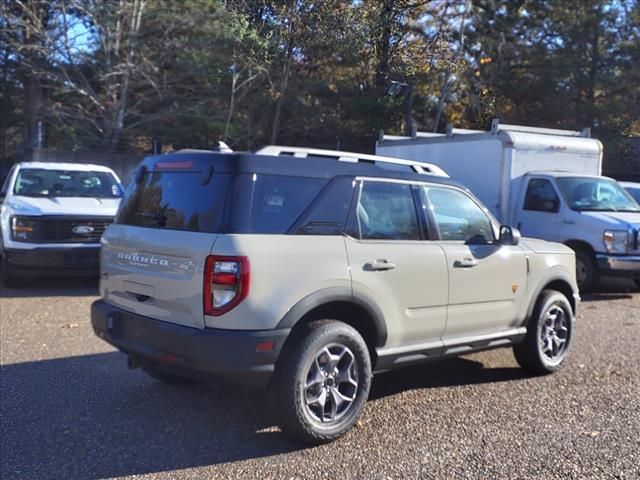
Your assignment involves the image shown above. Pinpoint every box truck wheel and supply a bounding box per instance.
[574,249,599,292]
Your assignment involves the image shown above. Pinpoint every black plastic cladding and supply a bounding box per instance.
[141,151,460,187]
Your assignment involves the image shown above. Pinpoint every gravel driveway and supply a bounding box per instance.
[1,278,638,479]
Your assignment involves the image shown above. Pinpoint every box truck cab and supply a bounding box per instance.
[377,120,640,290]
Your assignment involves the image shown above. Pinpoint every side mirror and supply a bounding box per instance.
[499,225,521,246]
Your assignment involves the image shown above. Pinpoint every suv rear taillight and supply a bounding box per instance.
[204,256,250,316]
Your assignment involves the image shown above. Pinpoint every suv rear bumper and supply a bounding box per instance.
[91,300,290,388]
[596,254,640,279]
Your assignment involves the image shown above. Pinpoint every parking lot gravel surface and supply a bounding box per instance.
[1,278,639,480]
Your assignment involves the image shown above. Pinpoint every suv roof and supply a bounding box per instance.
[139,151,456,186]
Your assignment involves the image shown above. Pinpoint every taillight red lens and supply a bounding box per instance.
[204,255,250,316]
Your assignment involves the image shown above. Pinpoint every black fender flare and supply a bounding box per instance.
[276,286,388,347]
[526,271,578,322]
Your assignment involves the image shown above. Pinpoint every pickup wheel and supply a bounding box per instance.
[142,363,194,385]
[575,249,599,292]
[514,290,574,375]
[270,320,372,445]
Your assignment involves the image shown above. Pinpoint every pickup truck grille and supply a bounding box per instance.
[32,216,113,243]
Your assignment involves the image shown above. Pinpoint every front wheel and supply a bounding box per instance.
[270,320,372,445]
[575,249,599,292]
[514,290,574,375]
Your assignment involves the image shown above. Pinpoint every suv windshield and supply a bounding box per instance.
[556,177,640,212]
[14,168,123,198]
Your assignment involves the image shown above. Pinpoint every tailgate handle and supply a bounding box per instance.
[134,294,151,302]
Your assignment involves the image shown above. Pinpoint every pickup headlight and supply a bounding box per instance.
[10,216,38,242]
[603,230,629,254]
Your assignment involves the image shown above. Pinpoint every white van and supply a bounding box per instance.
[377,120,640,290]
[0,162,123,286]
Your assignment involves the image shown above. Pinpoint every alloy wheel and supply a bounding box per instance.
[539,305,570,363]
[303,343,359,424]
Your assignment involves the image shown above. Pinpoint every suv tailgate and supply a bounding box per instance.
[100,224,217,329]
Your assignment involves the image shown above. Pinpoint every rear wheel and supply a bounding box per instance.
[575,248,599,292]
[142,363,194,385]
[270,320,372,444]
[514,290,574,375]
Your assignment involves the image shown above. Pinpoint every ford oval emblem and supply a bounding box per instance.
[72,225,95,235]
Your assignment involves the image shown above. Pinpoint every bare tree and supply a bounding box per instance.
[7,0,151,151]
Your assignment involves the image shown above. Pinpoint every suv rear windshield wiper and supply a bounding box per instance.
[137,211,167,226]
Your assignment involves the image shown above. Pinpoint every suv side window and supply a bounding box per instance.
[423,186,494,243]
[523,178,560,212]
[351,181,420,241]
[292,177,356,235]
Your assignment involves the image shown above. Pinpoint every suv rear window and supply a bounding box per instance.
[116,170,327,234]
[117,170,231,232]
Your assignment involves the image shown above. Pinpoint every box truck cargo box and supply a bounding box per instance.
[377,119,640,290]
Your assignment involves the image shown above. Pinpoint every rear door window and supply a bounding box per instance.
[351,181,421,240]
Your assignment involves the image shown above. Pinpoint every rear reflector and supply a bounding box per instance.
[256,341,275,352]
[204,255,250,316]
[159,353,178,363]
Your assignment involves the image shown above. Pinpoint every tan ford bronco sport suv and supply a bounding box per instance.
[92,146,579,444]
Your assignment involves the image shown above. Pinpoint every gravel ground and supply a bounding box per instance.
[1,277,639,480]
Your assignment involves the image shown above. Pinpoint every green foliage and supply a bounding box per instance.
[1,0,638,174]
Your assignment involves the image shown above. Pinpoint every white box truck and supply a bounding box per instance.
[376,119,640,290]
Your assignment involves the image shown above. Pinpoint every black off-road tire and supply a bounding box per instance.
[575,249,599,292]
[142,363,195,385]
[270,320,372,445]
[514,290,574,375]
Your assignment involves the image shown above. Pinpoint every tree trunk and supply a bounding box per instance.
[224,71,239,142]
[24,74,43,148]
[403,83,415,136]
[1,40,9,167]
[271,33,294,145]
[375,1,393,95]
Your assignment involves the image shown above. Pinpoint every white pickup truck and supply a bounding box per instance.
[0,162,123,286]
[377,120,640,290]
